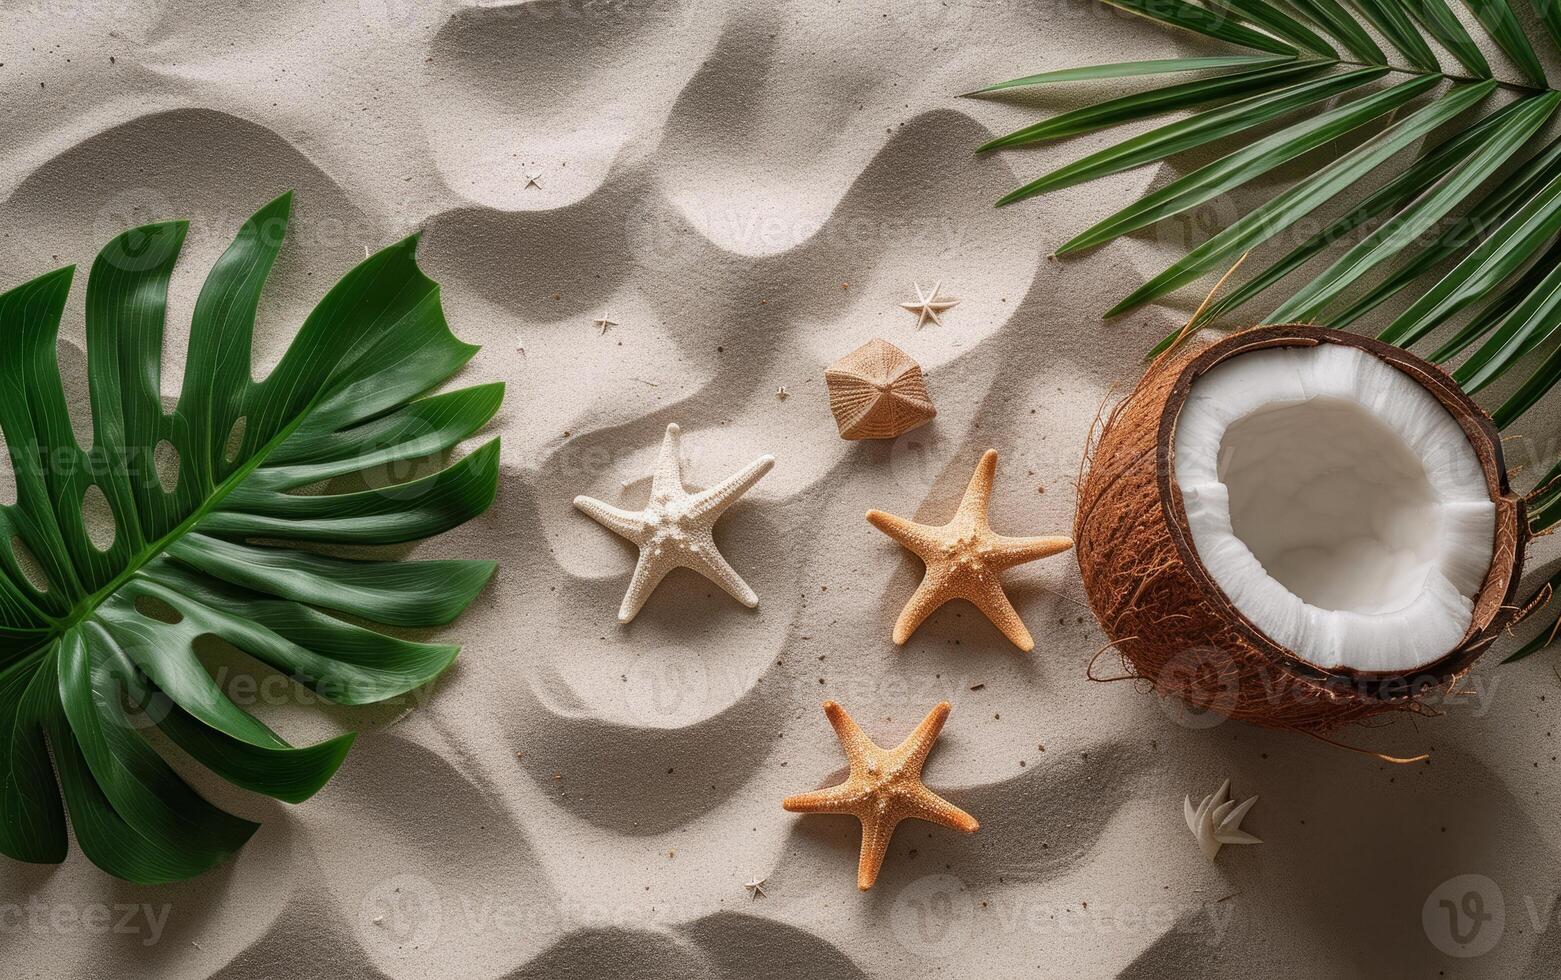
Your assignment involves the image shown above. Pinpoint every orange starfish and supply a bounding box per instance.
[782,700,978,890]
[867,449,1072,651]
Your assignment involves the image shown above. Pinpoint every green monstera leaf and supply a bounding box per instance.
[0,194,500,883]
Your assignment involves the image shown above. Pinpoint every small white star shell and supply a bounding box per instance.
[574,423,774,623]
[1184,779,1261,863]
[899,280,959,328]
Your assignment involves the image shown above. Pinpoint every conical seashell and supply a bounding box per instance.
[825,338,936,440]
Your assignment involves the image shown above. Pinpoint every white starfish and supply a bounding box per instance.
[899,280,959,328]
[574,423,774,623]
[1184,779,1261,863]
[593,317,617,335]
[744,876,768,900]
[524,172,543,189]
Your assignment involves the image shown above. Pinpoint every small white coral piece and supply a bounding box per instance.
[574,423,773,623]
[1184,779,1261,863]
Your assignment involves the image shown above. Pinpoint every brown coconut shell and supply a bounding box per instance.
[1075,325,1527,734]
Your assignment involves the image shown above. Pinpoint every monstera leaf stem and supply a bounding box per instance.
[0,193,501,882]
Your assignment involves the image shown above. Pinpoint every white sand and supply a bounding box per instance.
[5,1,1561,977]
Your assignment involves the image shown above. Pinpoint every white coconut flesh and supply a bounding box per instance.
[1173,344,1495,674]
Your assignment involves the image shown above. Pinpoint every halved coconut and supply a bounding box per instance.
[1076,325,1525,732]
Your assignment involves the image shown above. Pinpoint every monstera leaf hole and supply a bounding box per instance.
[153,440,180,493]
[0,192,502,883]
[10,535,50,592]
[223,416,246,464]
[81,485,116,552]
[131,593,182,625]
[0,430,13,507]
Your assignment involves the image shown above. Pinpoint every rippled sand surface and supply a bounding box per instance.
[5,2,1561,977]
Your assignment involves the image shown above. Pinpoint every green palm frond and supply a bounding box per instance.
[971,0,1561,649]
[0,195,500,882]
